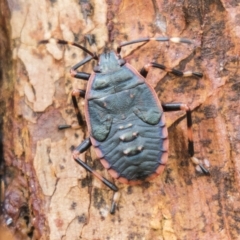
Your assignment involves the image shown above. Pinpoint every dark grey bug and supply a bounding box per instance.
[86,51,168,184]
[39,37,209,214]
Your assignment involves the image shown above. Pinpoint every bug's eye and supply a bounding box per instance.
[118,59,126,66]
[93,66,101,72]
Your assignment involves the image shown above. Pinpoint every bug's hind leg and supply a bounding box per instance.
[140,63,203,78]
[73,138,119,214]
[162,103,210,175]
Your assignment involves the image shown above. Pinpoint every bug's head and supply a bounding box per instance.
[95,50,126,73]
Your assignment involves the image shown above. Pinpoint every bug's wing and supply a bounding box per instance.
[87,100,112,141]
[132,85,163,125]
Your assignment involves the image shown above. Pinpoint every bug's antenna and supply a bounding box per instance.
[38,38,98,60]
[117,37,193,54]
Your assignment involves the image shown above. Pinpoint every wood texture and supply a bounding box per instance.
[1,0,240,239]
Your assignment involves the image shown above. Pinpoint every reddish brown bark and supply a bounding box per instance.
[1,0,240,239]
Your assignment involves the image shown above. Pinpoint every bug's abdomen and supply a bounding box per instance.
[91,114,168,184]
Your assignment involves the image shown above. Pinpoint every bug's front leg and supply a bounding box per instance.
[70,55,93,80]
[162,103,210,175]
[58,56,93,129]
[73,138,119,214]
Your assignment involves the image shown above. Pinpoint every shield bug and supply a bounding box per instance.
[39,37,209,214]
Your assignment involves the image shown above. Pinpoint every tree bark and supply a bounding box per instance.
[1,0,240,239]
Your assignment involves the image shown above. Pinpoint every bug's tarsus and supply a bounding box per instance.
[198,164,210,175]
[110,192,120,214]
[192,72,203,78]
[58,125,72,130]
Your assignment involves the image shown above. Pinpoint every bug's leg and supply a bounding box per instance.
[39,38,96,80]
[58,55,94,130]
[39,38,95,129]
[70,55,93,80]
[58,90,87,130]
[58,90,86,130]
[162,103,209,175]
[39,39,97,128]
[117,37,193,54]
[68,56,94,127]
[73,138,119,214]
[140,63,203,78]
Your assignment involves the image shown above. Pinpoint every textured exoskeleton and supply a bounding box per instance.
[86,52,168,184]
